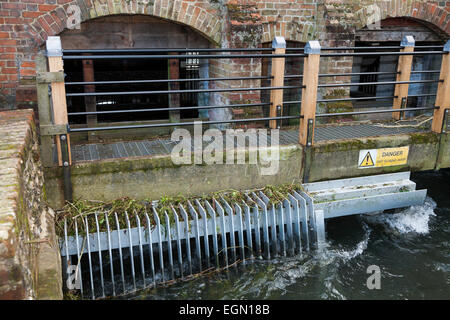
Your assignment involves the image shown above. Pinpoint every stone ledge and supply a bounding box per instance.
[0,109,62,300]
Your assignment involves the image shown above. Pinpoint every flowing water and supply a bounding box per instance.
[132,169,450,300]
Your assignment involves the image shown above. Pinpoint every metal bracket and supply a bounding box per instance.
[40,124,68,136]
[442,109,449,134]
[59,134,73,202]
[36,71,65,84]
[276,105,282,129]
[400,97,407,120]
[306,119,314,147]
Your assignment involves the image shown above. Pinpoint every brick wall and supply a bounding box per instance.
[0,0,448,113]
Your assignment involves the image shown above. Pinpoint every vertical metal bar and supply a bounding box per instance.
[246,196,261,259]
[114,213,126,294]
[83,216,95,299]
[60,134,73,202]
[63,218,70,287]
[315,210,326,250]
[259,192,278,256]
[283,199,294,256]
[74,218,84,297]
[164,212,175,280]
[252,193,270,259]
[234,203,245,262]
[172,207,184,278]
[104,213,115,296]
[144,212,156,286]
[179,205,193,275]
[288,194,302,254]
[125,212,136,291]
[242,202,254,260]
[94,213,105,298]
[293,191,309,251]
[205,200,219,268]
[195,199,210,269]
[135,212,146,287]
[299,191,316,245]
[221,198,236,264]
[214,199,229,267]
[277,203,286,257]
[152,208,165,282]
[187,201,202,271]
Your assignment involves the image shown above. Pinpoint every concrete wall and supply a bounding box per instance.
[0,109,62,300]
[44,144,304,209]
[306,132,441,182]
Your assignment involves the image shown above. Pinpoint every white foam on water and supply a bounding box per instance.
[363,197,437,235]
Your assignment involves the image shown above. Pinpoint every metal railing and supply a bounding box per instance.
[36,35,450,170]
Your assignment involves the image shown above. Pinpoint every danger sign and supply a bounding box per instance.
[358,146,409,169]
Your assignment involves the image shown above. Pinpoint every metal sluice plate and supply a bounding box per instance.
[60,172,426,299]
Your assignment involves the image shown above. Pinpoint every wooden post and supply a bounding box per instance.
[35,53,54,167]
[269,36,286,129]
[168,52,181,123]
[46,36,71,166]
[82,57,97,141]
[299,41,321,147]
[432,40,450,133]
[392,35,415,120]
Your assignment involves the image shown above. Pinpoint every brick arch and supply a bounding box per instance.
[31,0,223,47]
[355,0,449,37]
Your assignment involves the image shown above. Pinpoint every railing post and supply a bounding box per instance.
[46,36,72,166]
[82,56,97,141]
[35,53,54,167]
[299,41,321,147]
[432,40,450,134]
[269,36,286,129]
[392,35,415,120]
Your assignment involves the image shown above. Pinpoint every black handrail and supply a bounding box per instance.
[68,115,303,132]
[316,106,438,118]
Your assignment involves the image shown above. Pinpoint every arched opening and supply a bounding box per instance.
[56,15,213,135]
[351,17,446,119]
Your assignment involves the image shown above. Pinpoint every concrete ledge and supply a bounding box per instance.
[307,132,440,182]
[436,133,450,170]
[44,145,304,209]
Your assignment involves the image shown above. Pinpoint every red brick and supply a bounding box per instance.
[38,4,58,12]
[23,12,42,18]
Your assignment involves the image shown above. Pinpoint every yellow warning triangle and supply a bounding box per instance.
[360,152,375,167]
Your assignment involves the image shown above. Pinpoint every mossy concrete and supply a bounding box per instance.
[307,132,441,182]
[436,132,450,170]
[44,145,304,209]
[44,131,450,209]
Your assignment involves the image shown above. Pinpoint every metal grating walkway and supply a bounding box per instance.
[71,122,429,162]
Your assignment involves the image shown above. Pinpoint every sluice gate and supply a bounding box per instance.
[60,172,426,299]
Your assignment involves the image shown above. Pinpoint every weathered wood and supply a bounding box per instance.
[299,42,321,146]
[392,39,414,120]
[35,53,54,167]
[168,52,180,123]
[40,124,68,136]
[47,37,72,166]
[431,45,450,134]
[269,38,286,129]
[36,71,65,84]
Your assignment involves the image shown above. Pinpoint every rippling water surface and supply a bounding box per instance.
[133,169,450,300]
